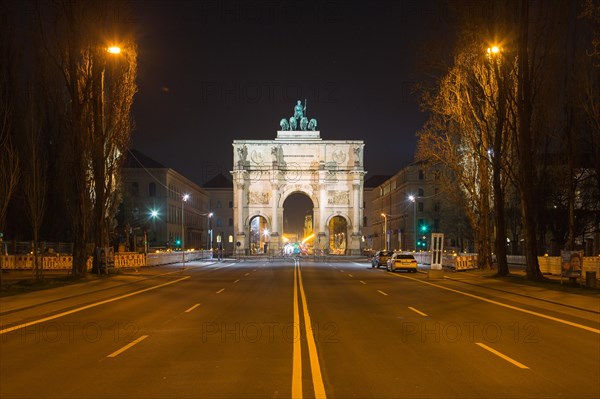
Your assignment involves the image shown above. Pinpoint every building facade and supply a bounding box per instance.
[203,173,235,254]
[364,162,448,252]
[120,150,211,251]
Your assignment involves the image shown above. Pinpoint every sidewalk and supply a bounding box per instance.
[0,261,219,316]
[435,268,600,314]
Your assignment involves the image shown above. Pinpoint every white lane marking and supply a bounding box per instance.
[408,306,428,317]
[244,273,250,276]
[297,264,327,398]
[360,281,367,285]
[0,276,191,335]
[386,272,600,334]
[476,343,529,369]
[377,290,389,296]
[216,288,225,294]
[348,274,353,278]
[185,304,200,313]
[107,335,149,358]
[233,279,240,284]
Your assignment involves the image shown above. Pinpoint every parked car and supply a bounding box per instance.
[387,252,418,272]
[371,250,394,268]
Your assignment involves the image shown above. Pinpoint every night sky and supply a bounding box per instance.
[130,0,446,186]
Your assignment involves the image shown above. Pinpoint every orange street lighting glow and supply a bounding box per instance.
[107,46,121,54]
[302,234,315,244]
[487,46,500,54]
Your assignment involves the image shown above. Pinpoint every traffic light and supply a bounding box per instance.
[175,239,181,247]
[417,239,427,250]
[419,224,429,234]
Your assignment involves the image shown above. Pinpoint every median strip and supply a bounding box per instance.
[107,335,149,358]
[476,342,529,369]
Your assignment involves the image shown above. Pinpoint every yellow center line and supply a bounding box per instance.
[185,303,200,313]
[292,263,302,399]
[387,272,600,334]
[216,288,225,294]
[0,276,190,335]
[107,335,149,358]
[408,306,428,317]
[377,290,388,296]
[297,264,327,399]
[476,342,529,369]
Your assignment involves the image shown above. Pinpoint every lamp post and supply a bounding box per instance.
[206,212,213,258]
[181,194,189,266]
[380,213,388,250]
[409,195,417,251]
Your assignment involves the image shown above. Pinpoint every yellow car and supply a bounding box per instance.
[387,253,418,272]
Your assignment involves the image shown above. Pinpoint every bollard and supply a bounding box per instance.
[585,271,597,288]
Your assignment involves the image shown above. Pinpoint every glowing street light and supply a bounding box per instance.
[380,213,388,250]
[409,195,417,251]
[181,194,190,266]
[107,46,121,54]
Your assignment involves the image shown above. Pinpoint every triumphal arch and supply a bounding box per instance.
[231,101,366,255]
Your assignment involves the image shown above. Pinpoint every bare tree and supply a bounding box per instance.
[0,0,20,237]
[34,0,137,276]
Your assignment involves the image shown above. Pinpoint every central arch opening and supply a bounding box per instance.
[249,216,268,254]
[283,193,314,254]
[329,216,348,255]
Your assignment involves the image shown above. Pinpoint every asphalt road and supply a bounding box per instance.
[1,259,599,398]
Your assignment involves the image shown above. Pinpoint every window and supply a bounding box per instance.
[228,218,233,226]
[418,202,424,212]
[149,183,156,197]
[131,182,139,197]
[418,170,424,180]
[418,188,424,197]
[434,202,440,212]
[216,219,222,227]
[363,216,368,226]
[229,201,233,208]
[434,219,440,231]
[216,201,222,209]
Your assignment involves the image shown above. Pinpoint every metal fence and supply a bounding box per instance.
[1,241,74,255]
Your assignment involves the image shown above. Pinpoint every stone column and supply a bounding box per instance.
[271,184,279,234]
[353,183,360,235]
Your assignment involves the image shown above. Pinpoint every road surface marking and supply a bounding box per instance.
[348,274,353,278]
[107,335,149,358]
[377,290,389,296]
[0,276,190,335]
[216,288,225,294]
[233,279,240,283]
[408,307,428,317]
[360,280,367,285]
[387,272,600,334]
[292,261,302,399]
[297,264,327,399]
[476,343,529,369]
[185,304,200,313]
[244,273,250,276]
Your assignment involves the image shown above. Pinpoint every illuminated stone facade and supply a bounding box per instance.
[231,129,366,255]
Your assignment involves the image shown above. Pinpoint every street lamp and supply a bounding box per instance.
[380,213,388,250]
[409,195,417,251]
[181,194,189,266]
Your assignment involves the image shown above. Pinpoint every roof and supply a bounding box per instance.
[123,149,167,169]
[364,175,393,188]
[203,173,233,189]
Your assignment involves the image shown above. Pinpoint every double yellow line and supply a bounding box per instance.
[292,260,326,399]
